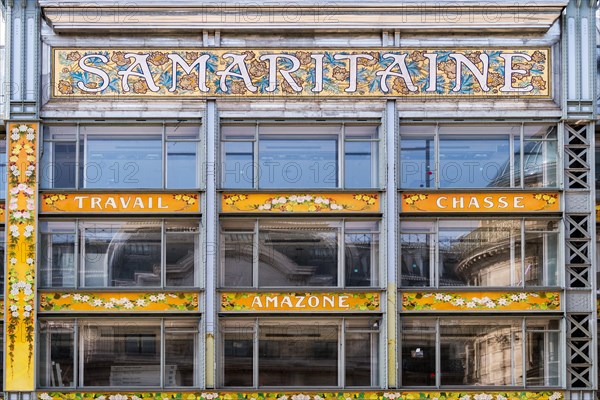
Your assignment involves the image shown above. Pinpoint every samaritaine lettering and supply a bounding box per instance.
[54,49,549,97]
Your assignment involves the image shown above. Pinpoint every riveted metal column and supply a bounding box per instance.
[562,1,597,399]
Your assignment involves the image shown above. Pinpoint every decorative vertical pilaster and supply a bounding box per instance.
[4,122,38,391]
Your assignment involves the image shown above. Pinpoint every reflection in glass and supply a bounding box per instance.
[223,331,254,387]
[401,319,436,386]
[223,141,254,189]
[258,137,338,189]
[40,222,76,288]
[39,320,74,388]
[81,320,161,387]
[258,223,338,287]
[165,221,199,286]
[400,137,435,188]
[165,320,198,387]
[258,323,338,386]
[345,320,379,387]
[440,319,523,386]
[82,221,162,287]
[526,320,560,386]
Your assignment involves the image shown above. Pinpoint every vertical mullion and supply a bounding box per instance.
[340,123,345,188]
[434,124,440,189]
[253,123,259,189]
[435,318,441,388]
[520,124,525,189]
[76,219,80,288]
[340,220,345,288]
[74,318,79,388]
[340,319,345,388]
[253,318,259,388]
[160,318,165,388]
[75,122,80,189]
[522,318,527,388]
[509,128,515,187]
[433,220,439,287]
[253,220,259,288]
[521,219,526,287]
[161,219,166,288]
[162,123,167,189]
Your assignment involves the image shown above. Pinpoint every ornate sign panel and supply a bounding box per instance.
[53,48,550,98]
[401,192,560,213]
[221,193,380,213]
[401,291,561,312]
[39,292,200,312]
[41,192,200,213]
[220,292,381,312]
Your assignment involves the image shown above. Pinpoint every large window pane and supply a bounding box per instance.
[165,320,198,387]
[345,319,379,387]
[439,134,510,188]
[258,221,338,287]
[39,320,74,388]
[258,322,338,386]
[400,135,435,189]
[167,141,197,188]
[222,325,254,387]
[221,220,254,287]
[81,320,160,387]
[82,221,161,287]
[345,221,379,287]
[40,222,76,288]
[440,319,523,386]
[259,137,338,188]
[522,220,559,286]
[401,319,436,387]
[83,126,162,189]
[400,221,434,287]
[165,221,199,286]
[526,319,561,386]
[345,141,377,188]
[223,141,254,189]
[523,125,558,188]
[438,220,520,287]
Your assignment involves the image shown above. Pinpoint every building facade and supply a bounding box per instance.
[0,1,597,400]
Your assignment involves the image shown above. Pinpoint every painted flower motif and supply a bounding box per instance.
[58,79,74,95]
[111,51,130,66]
[66,51,81,61]
[148,51,169,66]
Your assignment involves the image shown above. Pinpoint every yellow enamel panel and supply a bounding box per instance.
[53,48,550,98]
[5,122,38,391]
[39,292,200,312]
[401,192,560,213]
[221,193,380,213]
[38,391,565,400]
[221,292,380,312]
[41,192,200,213]
[401,291,561,311]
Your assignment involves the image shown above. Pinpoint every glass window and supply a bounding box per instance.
[38,318,199,388]
[400,219,560,288]
[221,123,380,189]
[440,319,523,386]
[401,319,436,386]
[39,219,200,289]
[400,124,558,189]
[401,318,561,388]
[221,318,380,388]
[221,219,380,288]
[41,123,200,189]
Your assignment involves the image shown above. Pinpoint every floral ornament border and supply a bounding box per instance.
[401,291,560,311]
[221,292,380,312]
[532,193,558,208]
[402,193,559,212]
[41,193,200,213]
[222,193,380,213]
[5,123,38,390]
[39,292,199,312]
[39,391,564,400]
[53,48,550,98]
